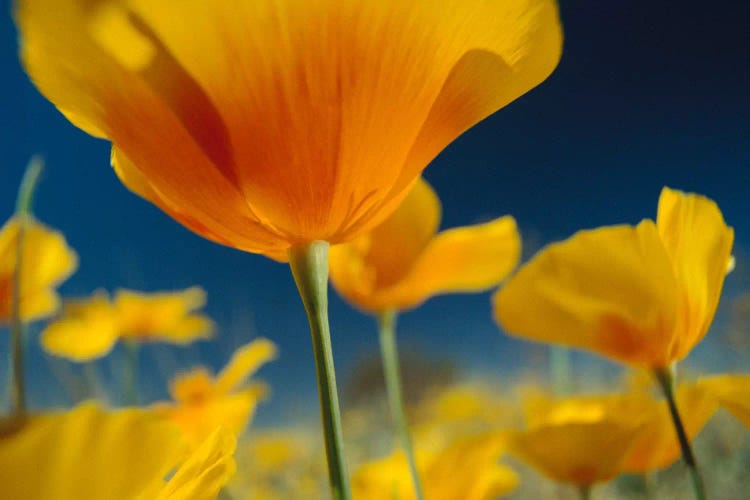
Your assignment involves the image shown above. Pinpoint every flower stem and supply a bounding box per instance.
[123,340,139,406]
[378,309,424,500]
[579,485,592,500]
[289,241,351,500]
[10,157,44,418]
[550,345,572,395]
[654,366,706,500]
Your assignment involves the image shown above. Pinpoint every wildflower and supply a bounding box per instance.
[154,338,277,447]
[0,402,235,500]
[0,216,77,323]
[508,394,646,489]
[41,287,214,361]
[494,187,734,368]
[698,374,750,428]
[330,177,520,312]
[353,432,518,500]
[17,0,561,258]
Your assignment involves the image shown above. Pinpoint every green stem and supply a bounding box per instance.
[378,309,424,500]
[654,366,706,500]
[550,345,572,395]
[10,157,44,418]
[579,484,592,500]
[123,341,139,406]
[288,241,351,500]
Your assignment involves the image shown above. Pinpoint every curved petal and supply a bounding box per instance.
[376,215,521,311]
[0,217,78,323]
[329,178,440,309]
[699,374,750,428]
[494,221,681,367]
[17,0,289,255]
[0,402,184,500]
[40,292,120,361]
[123,0,562,241]
[656,187,734,360]
[214,338,278,395]
[622,384,718,473]
[149,427,236,500]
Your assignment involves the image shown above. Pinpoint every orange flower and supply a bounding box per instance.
[494,187,734,368]
[41,287,214,361]
[329,178,520,312]
[0,216,77,323]
[698,374,750,428]
[17,0,561,259]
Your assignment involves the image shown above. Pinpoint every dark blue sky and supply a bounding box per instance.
[1,1,749,422]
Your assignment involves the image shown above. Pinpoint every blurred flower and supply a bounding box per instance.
[699,374,750,428]
[330,178,520,312]
[41,287,214,361]
[494,187,734,368]
[621,383,718,473]
[353,432,518,500]
[17,0,561,259]
[508,394,647,487]
[0,402,235,499]
[154,338,277,447]
[0,216,77,323]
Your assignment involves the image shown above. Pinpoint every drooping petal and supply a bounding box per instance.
[0,402,185,500]
[0,217,78,323]
[494,221,682,367]
[214,338,278,395]
[40,292,120,361]
[655,187,734,360]
[698,374,750,428]
[374,215,520,311]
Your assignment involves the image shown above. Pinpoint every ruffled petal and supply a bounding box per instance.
[656,187,734,360]
[494,221,681,367]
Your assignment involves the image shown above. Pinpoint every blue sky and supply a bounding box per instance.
[1,1,749,423]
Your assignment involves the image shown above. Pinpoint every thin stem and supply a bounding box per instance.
[550,345,572,395]
[653,366,706,500]
[288,241,351,500]
[123,341,139,406]
[579,484,592,500]
[378,309,424,500]
[10,157,44,418]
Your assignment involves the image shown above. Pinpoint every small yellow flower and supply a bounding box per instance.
[330,178,520,313]
[0,216,77,323]
[16,0,561,259]
[698,373,750,428]
[353,432,518,500]
[494,187,734,368]
[41,287,214,361]
[508,394,647,487]
[0,402,235,500]
[155,338,277,447]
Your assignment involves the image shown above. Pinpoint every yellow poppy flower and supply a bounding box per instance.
[353,432,518,500]
[155,338,277,447]
[330,178,521,312]
[41,287,214,361]
[494,187,734,367]
[0,402,235,500]
[698,374,750,428]
[16,0,561,259]
[621,383,718,473]
[509,394,647,487]
[0,216,77,323]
